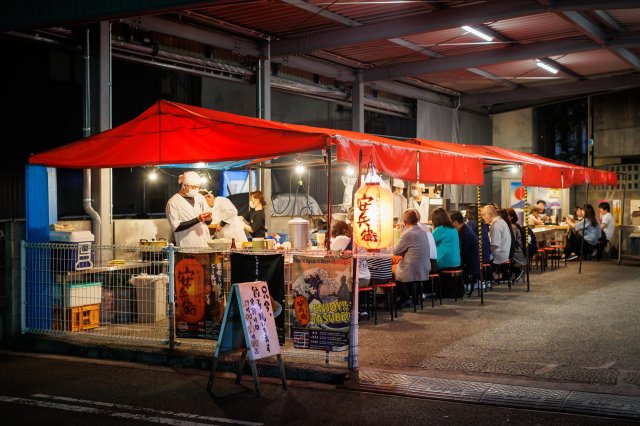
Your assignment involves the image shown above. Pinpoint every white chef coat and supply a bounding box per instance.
[408,196,430,224]
[165,192,211,248]
[393,192,407,221]
[211,196,248,244]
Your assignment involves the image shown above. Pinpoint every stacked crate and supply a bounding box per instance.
[53,282,102,332]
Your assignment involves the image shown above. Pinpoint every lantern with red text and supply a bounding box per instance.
[353,180,394,250]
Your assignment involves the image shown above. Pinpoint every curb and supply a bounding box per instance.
[3,334,350,385]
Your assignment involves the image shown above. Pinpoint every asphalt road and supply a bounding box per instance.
[0,352,633,425]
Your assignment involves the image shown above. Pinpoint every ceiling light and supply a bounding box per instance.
[148,169,158,181]
[510,165,518,174]
[199,174,208,184]
[536,59,558,74]
[346,166,354,176]
[295,165,305,176]
[461,26,493,42]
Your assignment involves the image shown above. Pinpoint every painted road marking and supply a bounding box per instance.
[0,395,262,426]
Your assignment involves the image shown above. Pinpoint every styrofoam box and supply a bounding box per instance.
[130,274,168,323]
[53,282,102,308]
[50,231,95,243]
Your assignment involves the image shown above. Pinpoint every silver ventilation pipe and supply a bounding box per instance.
[82,27,101,247]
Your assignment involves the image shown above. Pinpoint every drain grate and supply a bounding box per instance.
[340,369,640,420]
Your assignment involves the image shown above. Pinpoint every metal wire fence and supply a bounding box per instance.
[21,243,350,367]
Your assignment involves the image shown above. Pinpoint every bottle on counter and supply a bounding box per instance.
[230,238,236,249]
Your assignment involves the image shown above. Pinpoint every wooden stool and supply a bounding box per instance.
[372,282,397,322]
[438,269,464,302]
[358,286,375,324]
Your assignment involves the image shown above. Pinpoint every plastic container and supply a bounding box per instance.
[53,282,102,308]
[130,274,168,323]
[50,231,95,271]
[288,218,310,250]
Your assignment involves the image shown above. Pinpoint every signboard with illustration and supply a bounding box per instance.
[291,255,353,352]
[174,252,225,339]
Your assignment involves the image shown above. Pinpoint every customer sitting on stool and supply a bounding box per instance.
[481,205,512,280]
[393,209,431,309]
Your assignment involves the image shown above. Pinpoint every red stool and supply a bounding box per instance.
[428,273,440,306]
[372,282,397,322]
[358,286,375,324]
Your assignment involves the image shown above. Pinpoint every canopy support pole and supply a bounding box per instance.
[348,149,363,371]
[326,143,332,250]
[578,183,590,274]
[524,186,530,292]
[477,185,484,306]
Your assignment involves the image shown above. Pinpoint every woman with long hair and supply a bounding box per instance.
[564,203,600,260]
[506,208,528,281]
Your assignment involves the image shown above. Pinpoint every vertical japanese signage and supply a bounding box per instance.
[231,253,285,344]
[174,252,225,339]
[237,281,280,360]
[291,255,353,351]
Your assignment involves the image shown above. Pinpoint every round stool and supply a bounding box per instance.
[438,269,464,302]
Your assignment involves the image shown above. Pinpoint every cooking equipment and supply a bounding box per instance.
[288,218,310,250]
[139,238,168,261]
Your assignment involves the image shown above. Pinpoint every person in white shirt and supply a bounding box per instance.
[598,202,615,241]
[481,205,512,266]
[408,182,430,226]
[204,192,248,244]
[165,171,212,248]
[392,178,407,224]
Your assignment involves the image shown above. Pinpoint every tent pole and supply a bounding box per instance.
[477,185,483,305]
[578,183,590,274]
[524,186,530,292]
[326,143,332,250]
[348,149,363,371]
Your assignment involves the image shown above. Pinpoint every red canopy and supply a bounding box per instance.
[29,100,485,185]
[410,139,617,188]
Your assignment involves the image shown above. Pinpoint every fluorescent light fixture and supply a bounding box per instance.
[536,59,558,74]
[510,165,518,174]
[194,162,206,168]
[461,25,493,42]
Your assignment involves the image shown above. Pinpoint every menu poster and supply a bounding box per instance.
[230,253,285,344]
[174,252,225,339]
[291,255,353,352]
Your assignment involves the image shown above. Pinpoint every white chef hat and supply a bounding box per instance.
[178,171,201,186]
[416,183,426,190]
[392,178,405,189]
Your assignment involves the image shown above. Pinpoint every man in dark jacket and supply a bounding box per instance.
[451,211,480,295]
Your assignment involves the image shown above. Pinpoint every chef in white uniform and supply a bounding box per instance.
[204,193,248,244]
[165,171,212,248]
[392,178,407,224]
[408,182,430,225]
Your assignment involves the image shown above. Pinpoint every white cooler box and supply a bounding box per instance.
[53,282,102,308]
[130,274,168,323]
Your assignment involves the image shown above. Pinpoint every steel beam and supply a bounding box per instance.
[270,0,640,57]
[462,72,640,108]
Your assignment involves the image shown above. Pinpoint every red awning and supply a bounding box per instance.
[29,100,485,185]
[410,139,617,188]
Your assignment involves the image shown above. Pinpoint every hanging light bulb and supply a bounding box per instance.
[295,165,305,176]
[148,169,158,181]
[353,164,394,250]
[199,174,208,185]
[346,166,354,176]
